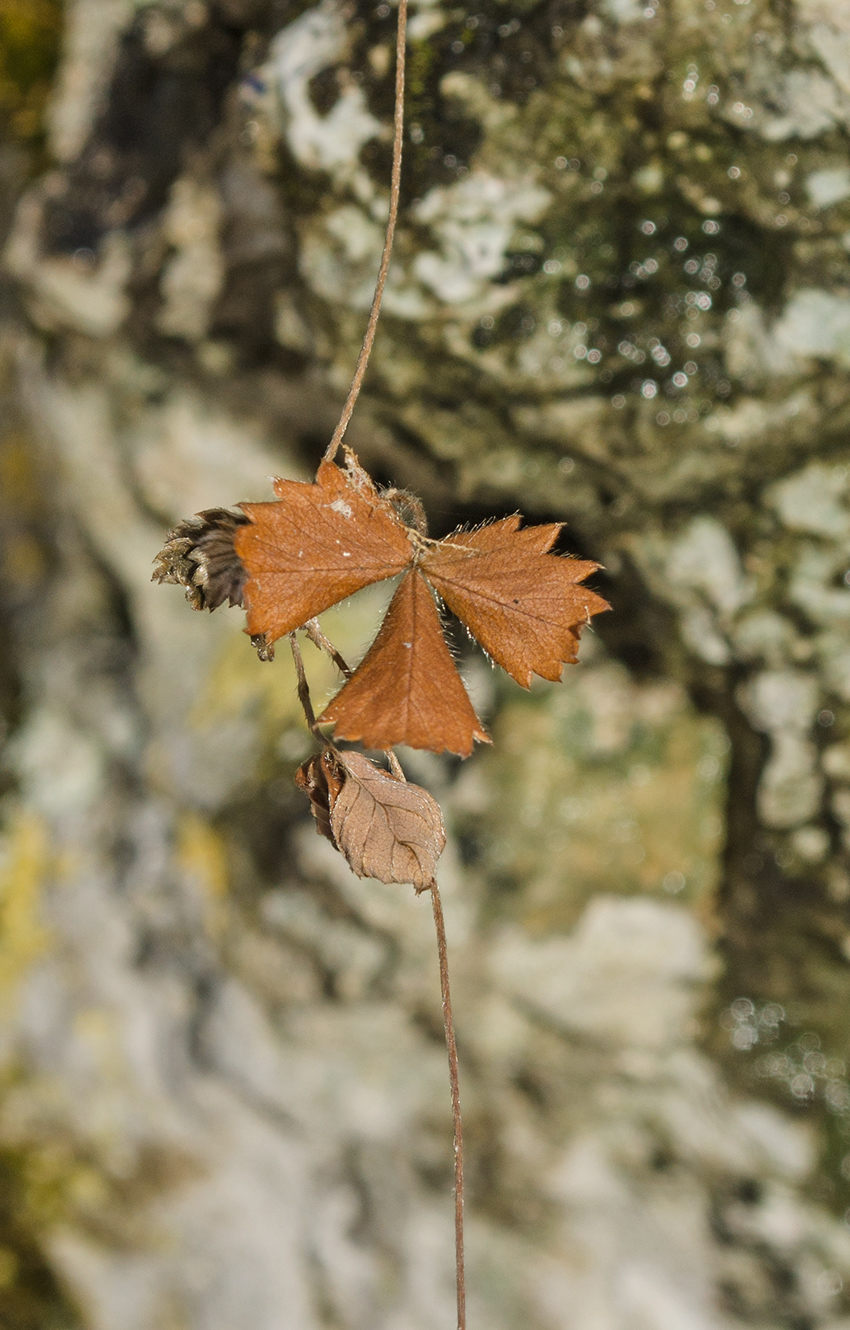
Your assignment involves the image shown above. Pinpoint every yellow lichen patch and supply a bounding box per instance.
[0,431,42,511]
[177,813,229,936]
[17,1138,108,1229]
[0,1146,84,1327]
[194,629,306,734]
[177,813,228,898]
[0,0,61,144]
[468,658,726,935]
[0,812,50,1003]
[0,430,49,600]
[0,1246,18,1288]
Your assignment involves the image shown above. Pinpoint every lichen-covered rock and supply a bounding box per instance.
[3,0,850,1325]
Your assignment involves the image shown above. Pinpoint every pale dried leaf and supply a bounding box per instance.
[328,750,446,888]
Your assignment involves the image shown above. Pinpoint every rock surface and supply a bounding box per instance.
[2,0,850,1325]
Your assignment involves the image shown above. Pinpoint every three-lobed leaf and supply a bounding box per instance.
[159,458,609,757]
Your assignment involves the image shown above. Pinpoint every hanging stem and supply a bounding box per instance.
[299,13,466,1292]
[289,633,322,739]
[323,0,409,463]
[429,880,466,1330]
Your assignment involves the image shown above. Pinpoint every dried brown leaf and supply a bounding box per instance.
[421,516,610,686]
[235,460,413,646]
[327,750,445,888]
[294,751,343,846]
[319,571,489,757]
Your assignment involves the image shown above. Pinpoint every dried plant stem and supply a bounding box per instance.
[305,618,353,678]
[289,633,322,739]
[323,0,408,463]
[297,629,404,775]
[429,880,466,1330]
[294,619,467,1322]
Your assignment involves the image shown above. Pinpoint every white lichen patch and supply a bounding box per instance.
[774,290,850,368]
[262,0,382,181]
[680,606,732,666]
[413,172,550,305]
[156,177,224,342]
[599,0,647,24]
[814,626,850,704]
[127,388,295,521]
[11,709,104,818]
[300,203,429,319]
[754,69,846,140]
[767,463,850,538]
[703,391,815,447]
[758,733,823,827]
[808,22,850,98]
[733,611,798,666]
[791,825,831,862]
[739,671,822,828]
[806,166,850,208]
[665,517,753,617]
[787,545,850,627]
[491,896,710,1051]
[723,303,797,382]
[5,197,131,337]
[741,670,820,733]
[822,742,850,780]
[46,0,130,163]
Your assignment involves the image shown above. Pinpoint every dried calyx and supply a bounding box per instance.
[153,508,249,612]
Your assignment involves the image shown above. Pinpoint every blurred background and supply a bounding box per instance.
[1,0,850,1326]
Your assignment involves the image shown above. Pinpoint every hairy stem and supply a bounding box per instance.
[323,0,408,463]
[299,628,404,780]
[430,880,466,1330]
[305,618,353,678]
[289,633,322,739]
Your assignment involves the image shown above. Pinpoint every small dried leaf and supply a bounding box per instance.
[294,751,343,846]
[235,460,414,646]
[152,508,249,611]
[421,516,610,687]
[319,571,489,757]
[327,750,445,888]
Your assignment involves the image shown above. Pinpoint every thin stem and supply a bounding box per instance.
[430,880,466,1330]
[323,0,408,463]
[304,618,353,678]
[289,633,321,739]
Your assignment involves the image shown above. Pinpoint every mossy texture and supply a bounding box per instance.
[4,0,850,1325]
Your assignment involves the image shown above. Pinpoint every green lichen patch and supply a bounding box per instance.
[0,1146,81,1330]
[456,649,726,934]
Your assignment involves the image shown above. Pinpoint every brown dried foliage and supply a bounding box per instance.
[296,748,446,890]
[229,457,608,756]
[151,1,608,1317]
